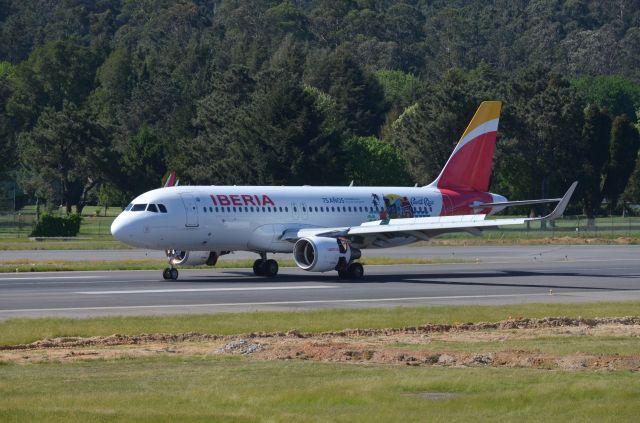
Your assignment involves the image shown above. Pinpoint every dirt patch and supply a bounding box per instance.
[2,317,640,370]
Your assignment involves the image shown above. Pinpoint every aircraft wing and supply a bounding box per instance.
[292,182,577,246]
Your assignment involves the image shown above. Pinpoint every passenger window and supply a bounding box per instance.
[245,206,249,212]
[285,207,289,212]
[203,207,207,212]
[279,207,283,212]
[147,204,158,213]
[315,206,318,212]
[131,204,146,212]
[233,207,236,212]
[251,206,254,212]
[293,207,297,212]
[331,207,335,212]
[348,206,352,212]
[268,207,271,212]
[262,207,265,212]
[215,207,219,212]
[158,204,167,213]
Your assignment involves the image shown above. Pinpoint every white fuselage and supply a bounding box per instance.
[110,185,506,253]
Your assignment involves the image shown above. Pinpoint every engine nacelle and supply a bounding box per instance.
[170,251,225,266]
[293,236,360,272]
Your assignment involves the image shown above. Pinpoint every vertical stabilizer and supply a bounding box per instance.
[429,101,502,192]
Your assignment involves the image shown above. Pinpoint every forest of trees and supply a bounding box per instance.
[1,0,640,217]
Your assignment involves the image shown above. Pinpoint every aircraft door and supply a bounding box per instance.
[180,193,199,227]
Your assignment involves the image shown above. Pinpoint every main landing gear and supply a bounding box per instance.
[253,253,279,277]
[337,262,364,280]
[163,250,179,280]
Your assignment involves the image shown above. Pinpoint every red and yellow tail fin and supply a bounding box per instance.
[429,101,502,192]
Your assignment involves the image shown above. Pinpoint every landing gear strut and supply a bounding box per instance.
[163,250,179,280]
[253,253,279,277]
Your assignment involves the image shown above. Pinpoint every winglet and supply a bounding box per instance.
[539,182,578,221]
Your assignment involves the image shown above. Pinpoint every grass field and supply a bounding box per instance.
[1,302,640,422]
[1,358,639,422]
[2,301,639,346]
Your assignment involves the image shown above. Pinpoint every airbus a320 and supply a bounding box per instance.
[111,101,577,280]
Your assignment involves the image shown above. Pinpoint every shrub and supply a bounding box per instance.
[30,213,83,237]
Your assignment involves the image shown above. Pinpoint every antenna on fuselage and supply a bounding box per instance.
[349,180,354,187]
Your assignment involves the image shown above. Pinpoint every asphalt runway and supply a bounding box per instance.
[1,245,639,319]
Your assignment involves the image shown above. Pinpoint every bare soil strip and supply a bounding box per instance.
[2,317,640,370]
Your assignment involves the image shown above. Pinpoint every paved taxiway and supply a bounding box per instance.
[1,245,639,319]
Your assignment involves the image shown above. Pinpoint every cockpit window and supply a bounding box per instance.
[131,204,146,211]
[158,204,167,213]
[147,204,158,212]
[124,204,133,211]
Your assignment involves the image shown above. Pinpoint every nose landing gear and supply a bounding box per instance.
[163,250,179,280]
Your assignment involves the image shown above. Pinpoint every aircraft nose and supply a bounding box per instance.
[111,214,131,242]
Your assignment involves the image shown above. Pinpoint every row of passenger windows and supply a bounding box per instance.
[125,203,168,213]
[202,205,432,214]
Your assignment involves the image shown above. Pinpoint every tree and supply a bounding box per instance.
[18,102,108,214]
[6,40,98,129]
[572,75,640,120]
[602,115,640,209]
[496,68,586,210]
[344,136,412,186]
[581,105,612,218]
[304,49,387,137]
[249,73,344,185]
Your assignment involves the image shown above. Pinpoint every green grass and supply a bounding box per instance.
[0,357,639,422]
[2,302,640,346]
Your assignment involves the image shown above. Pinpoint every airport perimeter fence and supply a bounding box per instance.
[1,208,640,240]
[0,207,119,239]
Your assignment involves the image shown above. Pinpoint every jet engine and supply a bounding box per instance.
[169,251,225,266]
[293,236,360,272]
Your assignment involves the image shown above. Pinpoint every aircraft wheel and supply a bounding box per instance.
[337,270,349,279]
[264,259,279,277]
[347,263,364,280]
[253,259,265,276]
[162,268,172,280]
[170,268,179,280]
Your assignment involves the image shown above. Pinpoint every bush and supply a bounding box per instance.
[30,213,83,237]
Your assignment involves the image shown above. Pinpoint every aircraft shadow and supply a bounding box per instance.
[168,268,640,292]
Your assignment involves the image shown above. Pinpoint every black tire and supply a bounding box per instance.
[337,270,349,279]
[253,259,265,276]
[170,268,179,280]
[264,259,279,277]
[162,268,171,280]
[347,262,364,280]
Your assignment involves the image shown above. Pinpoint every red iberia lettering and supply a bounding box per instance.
[210,193,275,207]
[217,195,230,206]
[262,195,275,207]
[242,194,255,206]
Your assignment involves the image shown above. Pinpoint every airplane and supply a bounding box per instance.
[110,101,577,280]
